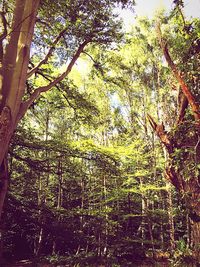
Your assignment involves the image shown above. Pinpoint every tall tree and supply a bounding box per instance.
[0,0,135,219]
[148,12,200,260]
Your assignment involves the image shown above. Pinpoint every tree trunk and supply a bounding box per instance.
[0,0,40,221]
[166,185,175,251]
[0,154,8,263]
[0,154,8,220]
[0,0,40,165]
[191,220,200,260]
[148,23,200,263]
[189,196,200,262]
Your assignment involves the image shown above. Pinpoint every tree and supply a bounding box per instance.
[148,11,200,260]
[90,13,199,261]
[0,0,135,220]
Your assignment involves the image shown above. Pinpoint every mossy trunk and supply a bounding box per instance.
[167,164,200,261]
[189,197,200,262]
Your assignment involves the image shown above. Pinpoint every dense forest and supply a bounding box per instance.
[0,0,200,266]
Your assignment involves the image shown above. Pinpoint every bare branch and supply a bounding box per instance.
[147,114,171,150]
[27,27,68,78]
[18,40,90,121]
[156,23,200,123]
[82,51,97,63]
[147,114,157,131]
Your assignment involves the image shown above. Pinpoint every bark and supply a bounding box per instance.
[176,91,188,125]
[0,154,8,221]
[18,40,90,122]
[0,0,91,222]
[188,192,200,256]
[166,186,175,251]
[148,114,200,260]
[0,0,90,166]
[156,23,200,123]
[0,0,40,166]
[0,154,8,262]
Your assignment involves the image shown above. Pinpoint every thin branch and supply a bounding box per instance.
[18,40,90,121]
[35,17,51,28]
[147,114,171,150]
[27,27,68,78]
[34,69,54,82]
[82,51,97,63]
[156,23,200,123]
[147,114,157,131]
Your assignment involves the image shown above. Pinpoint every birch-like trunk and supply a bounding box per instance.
[0,0,40,164]
[0,0,40,220]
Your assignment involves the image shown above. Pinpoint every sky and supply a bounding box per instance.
[120,0,200,28]
[74,0,200,79]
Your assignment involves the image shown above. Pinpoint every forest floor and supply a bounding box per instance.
[4,259,171,267]
[5,259,198,267]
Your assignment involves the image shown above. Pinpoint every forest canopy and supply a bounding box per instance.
[0,0,200,266]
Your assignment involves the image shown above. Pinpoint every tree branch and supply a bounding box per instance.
[82,51,97,63]
[147,114,172,151]
[147,114,184,190]
[18,40,90,121]
[165,165,183,191]
[27,27,68,78]
[157,23,200,123]
[176,90,188,124]
[33,71,77,110]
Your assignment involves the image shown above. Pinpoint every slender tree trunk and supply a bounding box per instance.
[140,180,146,248]
[0,154,8,263]
[57,157,63,209]
[186,212,191,248]
[166,185,175,251]
[52,156,63,254]
[146,198,155,255]
[35,174,44,257]
[159,193,166,250]
[35,111,50,256]
[103,175,108,256]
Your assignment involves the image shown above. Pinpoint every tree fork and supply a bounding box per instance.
[156,23,200,124]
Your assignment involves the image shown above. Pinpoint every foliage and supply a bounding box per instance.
[1,1,200,265]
